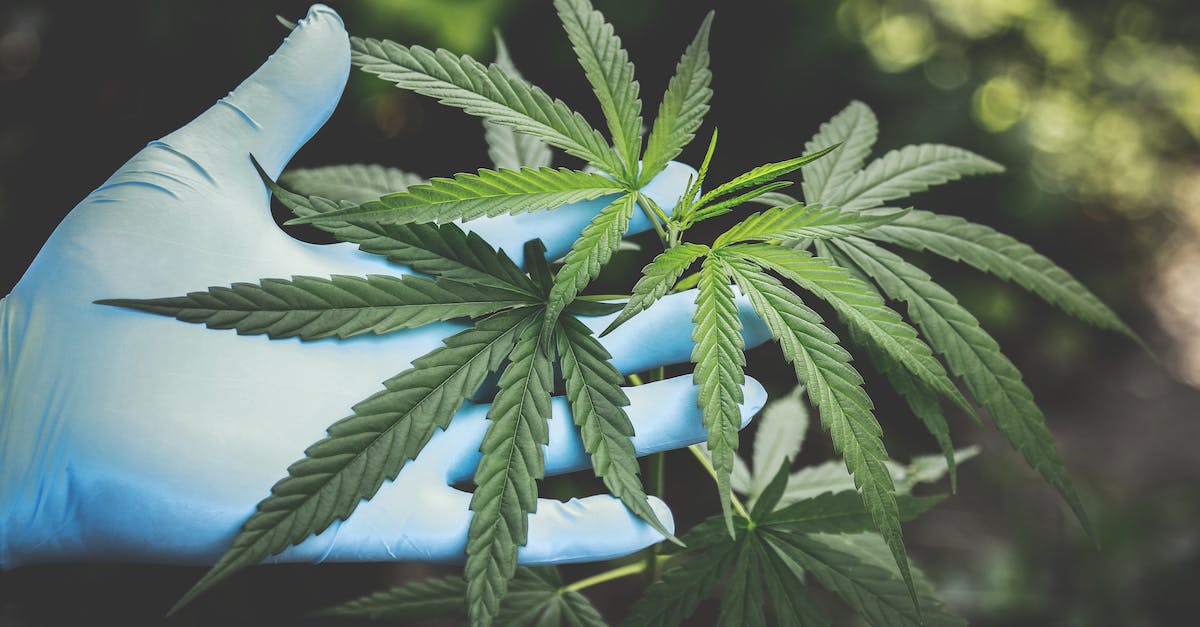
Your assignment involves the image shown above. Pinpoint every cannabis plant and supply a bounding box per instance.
[98,1,1136,625]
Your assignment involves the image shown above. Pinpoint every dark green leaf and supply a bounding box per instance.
[715,536,766,627]
[763,490,945,532]
[312,574,466,620]
[622,541,738,627]
[749,460,791,521]
[524,239,554,295]
[171,308,540,614]
[557,316,676,542]
[98,274,534,341]
[759,537,830,627]
[467,316,556,627]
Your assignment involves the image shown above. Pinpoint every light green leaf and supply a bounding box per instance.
[716,536,767,627]
[98,274,534,341]
[288,167,625,226]
[712,204,906,247]
[691,255,746,535]
[279,164,425,204]
[640,11,714,185]
[555,0,642,181]
[731,243,973,417]
[693,146,839,212]
[686,181,794,223]
[171,308,539,615]
[716,253,917,614]
[747,385,810,504]
[544,192,638,335]
[622,540,739,627]
[866,209,1138,341]
[835,234,1096,536]
[763,490,945,532]
[765,532,966,627]
[601,242,709,336]
[556,316,676,542]
[750,190,801,209]
[759,535,830,627]
[801,101,878,204]
[485,33,554,170]
[832,143,1004,212]
[258,159,540,297]
[467,316,556,627]
[783,448,979,506]
[351,37,623,176]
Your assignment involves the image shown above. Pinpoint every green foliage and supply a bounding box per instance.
[98,4,1135,624]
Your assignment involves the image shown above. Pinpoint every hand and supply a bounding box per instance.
[0,5,770,570]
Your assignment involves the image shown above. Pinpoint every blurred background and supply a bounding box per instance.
[1,0,1198,625]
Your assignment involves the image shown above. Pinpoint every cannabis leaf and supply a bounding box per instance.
[556,0,643,181]
[351,37,624,176]
[287,167,626,225]
[97,274,535,341]
[691,255,747,534]
[279,163,425,203]
[485,33,554,171]
[710,204,906,248]
[167,307,540,614]
[800,100,877,205]
[557,316,676,541]
[829,143,1004,212]
[640,11,714,185]
[318,567,607,627]
[467,316,556,627]
[602,242,709,336]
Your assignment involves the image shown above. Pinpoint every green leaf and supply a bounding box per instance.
[712,204,906,247]
[716,253,918,614]
[749,190,802,209]
[351,37,623,176]
[834,235,1096,537]
[524,239,554,295]
[279,164,425,203]
[758,536,831,627]
[98,274,535,341]
[287,167,626,226]
[496,568,608,627]
[467,316,556,627]
[831,144,1004,212]
[749,461,791,521]
[622,540,739,627]
[715,536,766,627]
[731,243,973,417]
[555,0,642,182]
[801,101,878,204]
[865,209,1138,341]
[312,574,466,620]
[544,192,638,335]
[763,490,945,532]
[556,316,676,542]
[817,239,959,491]
[693,146,839,213]
[686,181,794,223]
[170,308,539,615]
[764,532,966,627]
[258,159,540,297]
[691,255,746,535]
[746,385,809,503]
[565,299,625,317]
[485,33,554,170]
[783,448,979,506]
[640,11,714,185]
[602,242,709,336]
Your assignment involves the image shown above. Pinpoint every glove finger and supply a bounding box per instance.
[584,289,774,375]
[149,5,349,206]
[518,494,674,564]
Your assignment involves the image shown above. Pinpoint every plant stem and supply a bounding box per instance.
[687,444,752,520]
[563,556,672,593]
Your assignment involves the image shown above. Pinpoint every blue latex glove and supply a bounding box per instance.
[0,5,771,571]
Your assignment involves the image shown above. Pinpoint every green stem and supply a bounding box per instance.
[673,271,701,293]
[687,444,752,520]
[637,195,669,247]
[563,556,672,593]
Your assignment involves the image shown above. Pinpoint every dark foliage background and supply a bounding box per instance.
[2,0,1198,625]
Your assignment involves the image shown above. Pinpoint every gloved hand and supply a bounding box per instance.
[0,5,771,570]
